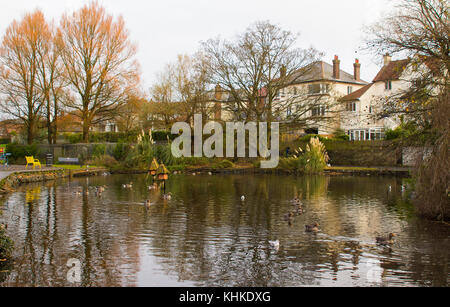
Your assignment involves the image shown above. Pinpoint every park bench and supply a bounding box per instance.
[58,157,80,165]
[25,156,42,169]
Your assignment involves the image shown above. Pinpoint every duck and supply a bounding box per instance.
[163,193,172,200]
[376,233,396,245]
[305,222,320,233]
[292,197,302,206]
[145,200,152,208]
[148,184,157,190]
[97,186,106,193]
[122,182,133,189]
[208,172,212,176]
[284,211,294,221]
[241,195,246,201]
[295,207,304,216]
[269,240,280,251]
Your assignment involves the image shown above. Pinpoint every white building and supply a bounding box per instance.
[273,56,369,135]
[339,54,424,141]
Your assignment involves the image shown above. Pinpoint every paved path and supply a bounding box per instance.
[0,171,13,181]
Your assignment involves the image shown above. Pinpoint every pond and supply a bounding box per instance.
[0,173,449,287]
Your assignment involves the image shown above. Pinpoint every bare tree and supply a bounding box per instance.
[202,21,322,124]
[365,0,449,124]
[0,10,49,144]
[56,1,140,142]
[365,0,449,220]
[116,94,146,133]
[36,20,66,144]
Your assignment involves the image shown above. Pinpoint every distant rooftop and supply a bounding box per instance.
[289,61,368,86]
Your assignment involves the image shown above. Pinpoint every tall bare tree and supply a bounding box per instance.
[366,0,449,220]
[36,20,66,144]
[202,21,322,123]
[56,1,140,142]
[0,10,49,144]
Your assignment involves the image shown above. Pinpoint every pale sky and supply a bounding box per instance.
[0,0,395,94]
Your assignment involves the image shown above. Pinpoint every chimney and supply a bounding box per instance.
[214,84,222,120]
[332,55,340,79]
[280,65,287,78]
[383,53,392,66]
[214,84,223,101]
[354,59,361,81]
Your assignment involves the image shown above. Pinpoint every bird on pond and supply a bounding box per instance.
[122,182,133,189]
[305,222,320,233]
[148,184,157,190]
[292,197,302,206]
[269,240,280,251]
[284,211,295,221]
[145,200,152,208]
[376,233,396,245]
[208,172,212,176]
[163,193,172,200]
[241,196,246,201]
[295,207,304,216]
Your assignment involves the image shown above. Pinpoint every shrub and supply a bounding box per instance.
[112,142,130,161]
[216,159,235,169]
[92,144,106,157]
[6,143,40,163]
[333,129,350,141]
[154,144,177,166]
[291,137,329,174]
[299,134,329,143]
[90,154,119,168]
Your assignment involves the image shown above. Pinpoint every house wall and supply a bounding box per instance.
[275,81,367,135]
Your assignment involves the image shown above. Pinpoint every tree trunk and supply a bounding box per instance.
[27,120,35,145]
[82,119,90,143]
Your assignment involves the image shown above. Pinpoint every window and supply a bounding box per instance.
[347,86,353,94]
[385,81,392,90]
[287,106,292,117]
[308,83,330,95]
[346,101,356,112]
[312,106,326,116]
[347,128,385,141]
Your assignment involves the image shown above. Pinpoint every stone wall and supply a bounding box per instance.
[402,147,433,167]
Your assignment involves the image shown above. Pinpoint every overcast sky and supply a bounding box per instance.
[1,0,395,93]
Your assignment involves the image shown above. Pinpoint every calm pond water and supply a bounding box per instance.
[0,173,448,287]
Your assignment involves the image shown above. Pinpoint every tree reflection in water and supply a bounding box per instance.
[0,174,448,286]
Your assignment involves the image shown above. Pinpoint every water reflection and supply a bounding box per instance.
[0,174,448,287]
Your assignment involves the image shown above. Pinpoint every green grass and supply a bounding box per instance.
[325,166,379,171]
[54,164,100,170]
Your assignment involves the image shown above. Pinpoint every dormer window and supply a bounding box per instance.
[347,86,353,94]
[385,81,392,90]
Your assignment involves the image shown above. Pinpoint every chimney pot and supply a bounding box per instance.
[354,59,361,81]
[332,55,341,79]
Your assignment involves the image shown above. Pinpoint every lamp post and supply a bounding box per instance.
[156,163,170,194]
[148,158,159,183]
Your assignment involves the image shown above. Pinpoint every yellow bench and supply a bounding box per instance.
[25,156,42,169]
